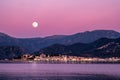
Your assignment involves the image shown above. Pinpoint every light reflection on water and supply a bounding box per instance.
[0,63,120,80]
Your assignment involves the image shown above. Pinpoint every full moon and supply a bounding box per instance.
[32,22,38,28]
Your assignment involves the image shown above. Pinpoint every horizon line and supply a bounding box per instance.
[0,29,120,39]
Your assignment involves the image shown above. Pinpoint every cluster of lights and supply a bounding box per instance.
[19,54,120,63]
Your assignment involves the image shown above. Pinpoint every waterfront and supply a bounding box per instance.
[11,54,120,63]
[0,63,120,80]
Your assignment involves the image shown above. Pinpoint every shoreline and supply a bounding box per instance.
[0,60,120,64]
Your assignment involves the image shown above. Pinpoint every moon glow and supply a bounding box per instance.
[32,22,38,28]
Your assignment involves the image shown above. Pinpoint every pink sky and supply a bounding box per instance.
[0,0,120,38]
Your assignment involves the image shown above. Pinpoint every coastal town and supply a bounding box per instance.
[10,53,120,63]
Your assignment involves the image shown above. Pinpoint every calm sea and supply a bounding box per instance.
[0,63,120,80]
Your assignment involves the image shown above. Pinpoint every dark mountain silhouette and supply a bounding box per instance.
[0,46,25,60]
[34,44,69,56]
[0,32,18,46]
[35,38,120,58]
[0,30,120,53]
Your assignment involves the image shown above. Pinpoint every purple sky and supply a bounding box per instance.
[0,0,120,38]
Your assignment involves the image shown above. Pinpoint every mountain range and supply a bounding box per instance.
[35,38,120,58]
[0,30,120,53]
[0,30,120,59]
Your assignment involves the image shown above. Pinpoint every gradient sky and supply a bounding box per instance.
[0,0,120,38]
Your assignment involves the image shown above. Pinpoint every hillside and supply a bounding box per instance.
[0,30,120,53]
[0,46,25,60]
[35,38,120,58]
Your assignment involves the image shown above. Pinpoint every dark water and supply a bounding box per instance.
[0,63,120,80]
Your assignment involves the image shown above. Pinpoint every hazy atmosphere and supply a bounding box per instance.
[0,1,120,80]
[0,0,120,38]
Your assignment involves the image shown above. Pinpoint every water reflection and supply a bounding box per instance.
[0,74,119,80]
[0,63,120,80]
